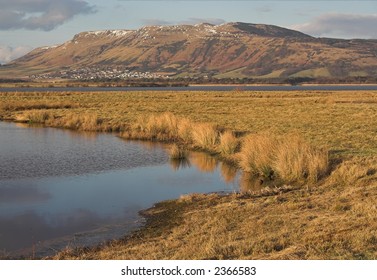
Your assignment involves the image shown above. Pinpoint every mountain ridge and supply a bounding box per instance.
[2,22,377,80]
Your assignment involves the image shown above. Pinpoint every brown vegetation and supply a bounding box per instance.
[1,89,377,260]
[239,134,328,183]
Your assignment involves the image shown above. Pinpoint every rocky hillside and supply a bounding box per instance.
[2,22,377,80]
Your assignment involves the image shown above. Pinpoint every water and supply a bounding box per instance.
[0,122,245,258]
[1,85,377,92]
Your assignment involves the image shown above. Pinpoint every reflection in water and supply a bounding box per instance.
[167,150,281,194]
[133,140,168,151]
[0,209,139,257]
[220,163,238,184]
[0,184,51,204]
[169,158,191,171]
[239,172,265,193]
[239,172,282,193]
[189,152,218,173]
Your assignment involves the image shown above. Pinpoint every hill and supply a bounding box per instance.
[1,22,377,81]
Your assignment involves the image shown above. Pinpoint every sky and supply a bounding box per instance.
[0,0,377,64]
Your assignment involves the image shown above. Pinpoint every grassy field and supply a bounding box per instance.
[1,89,377,259]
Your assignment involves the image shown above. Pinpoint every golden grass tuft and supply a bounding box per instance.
[238,133,329,183]
[169,144,187,160]
[129,113,180,141]
[58,113,102,131]
[326,157,377,187]
[219,131,239,155]
[177,117,193,144]
[238,134,277,177]
[274,135,329,183]
[21,110,53,123]
[192,123,219,150]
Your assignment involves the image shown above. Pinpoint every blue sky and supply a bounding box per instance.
[0,0,377,64]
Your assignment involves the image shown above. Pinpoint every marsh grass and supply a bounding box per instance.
[21,110,53,123]
[238,134,277,178]
[219,131,239,155]
[127,113,181,141]
[169,144,187,160]
[58,113,102,131]
[2,90,377,260]
[238,133,329,183]
[0,100,77,111]
[192,123,219,150]
[274,135,329,183]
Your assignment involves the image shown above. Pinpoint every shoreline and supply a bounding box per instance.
[1,90,376,260]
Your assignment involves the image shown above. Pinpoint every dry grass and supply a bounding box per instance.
[274,135,329,183]
[169,144,187,160]
[219,131,239,155]
[238,133,329,183]
[126,113,181,141]
[238,134,277,177]
[192,123,219,150]
[1,89,377,260]
[2,90,377,156]
[19,110,53,123]
[56,113,102,131]
[0,100,77,112]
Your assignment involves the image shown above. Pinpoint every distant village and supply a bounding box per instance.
[29,67,167,80]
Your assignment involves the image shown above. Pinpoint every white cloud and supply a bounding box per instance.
[292,13,377,39]
[0,0,96,31]
[0,45,33,64]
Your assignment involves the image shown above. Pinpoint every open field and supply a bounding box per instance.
[1,90,377,259]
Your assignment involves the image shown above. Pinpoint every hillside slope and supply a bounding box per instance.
[2,22,377,79]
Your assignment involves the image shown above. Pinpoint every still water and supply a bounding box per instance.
[0,122,251,258]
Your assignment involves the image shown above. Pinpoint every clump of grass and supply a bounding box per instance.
[22,110,53,123]
[219,131,239,155]
[129,113,180,141]
[169,144,187,160]
[192,123,219,150]
[326,157,377,187]
[274,135,329,183]
[59,113,102,131]
[238,133,329,183]
[177,117,193,144]
[238,134,277,178]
